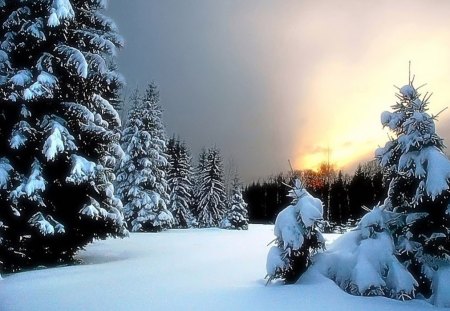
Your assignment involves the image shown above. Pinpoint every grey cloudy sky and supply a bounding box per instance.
[108,0,450,182]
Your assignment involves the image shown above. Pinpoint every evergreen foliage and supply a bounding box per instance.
[196,147,227,227]
[191,148,207,219]
[116,84,173,232]
[329,171,347,224]
[348,163,384,220]
[375,78,450,297]
[221,175,249,230]
[0,0,127,272]
[244,175,291,224]
[266,179,325,284]
[166,137,195,228]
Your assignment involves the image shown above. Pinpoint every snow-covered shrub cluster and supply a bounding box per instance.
[116,85,173,232]
[266,179,324,284]
[315,206,417,299]
[0,0,127,271]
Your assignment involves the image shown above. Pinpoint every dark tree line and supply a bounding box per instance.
[244,160,386,227]
[244,175,291,223]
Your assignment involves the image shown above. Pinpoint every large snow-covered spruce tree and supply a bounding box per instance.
[116,84,173,232]
[196,147,227,227]
[0,0,127,271]
[266,179,325,284]
[375,77,450,297]
[167,137,195,228]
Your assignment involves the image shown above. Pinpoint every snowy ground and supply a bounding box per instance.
[0,225,448,311]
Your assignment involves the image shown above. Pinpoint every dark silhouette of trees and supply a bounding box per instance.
[244,160,387,227]
[329,171,347,224]
[244,174,291,223]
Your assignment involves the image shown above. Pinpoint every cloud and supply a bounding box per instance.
[108,0,450,182]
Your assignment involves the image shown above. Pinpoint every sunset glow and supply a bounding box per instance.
[274,3,450,173]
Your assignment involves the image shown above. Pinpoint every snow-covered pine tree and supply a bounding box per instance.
[0,0,127,271]
[167,137,195,228]
[316,206,418,300]
[220,174,249,230]
[266,179,325,284]
[375,74,450,297]
[116,84,173,232]
[196,147,227,227]
[191,148,207,222]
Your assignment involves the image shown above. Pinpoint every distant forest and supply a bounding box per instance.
[243,160,386,228]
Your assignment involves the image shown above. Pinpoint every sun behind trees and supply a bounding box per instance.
[244,160,385,228]
[268,71,450,304]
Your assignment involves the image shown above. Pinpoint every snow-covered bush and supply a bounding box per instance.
[117,85,173,232]
[266,179,324,284]
[0,0,127,271]
[315,206,417,299]
[375,77,450,297]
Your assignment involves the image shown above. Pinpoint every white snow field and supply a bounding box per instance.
[0,225,448,311]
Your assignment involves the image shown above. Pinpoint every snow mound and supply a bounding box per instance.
[315,207,417,299]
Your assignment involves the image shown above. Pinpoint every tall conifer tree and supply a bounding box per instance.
[221,174,249,230]
[196,147,227,227]
[191,148,207,220]
[117,84,173,232]
[167,137,194,228]
[376,75,450,296]
[0,0,127,271]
